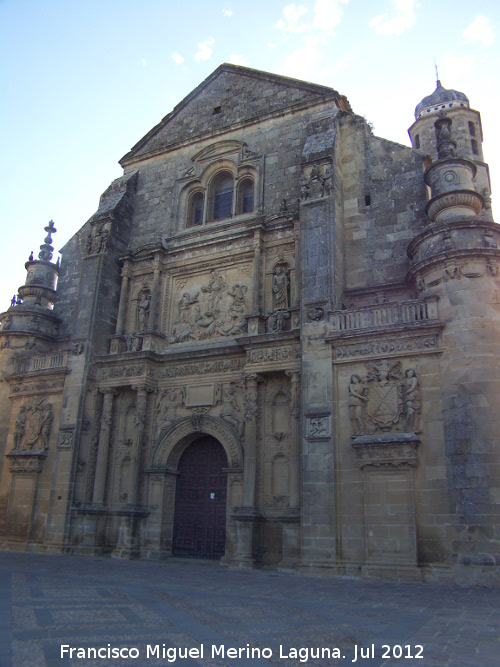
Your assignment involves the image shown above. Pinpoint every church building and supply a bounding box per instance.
[0,64,499,584]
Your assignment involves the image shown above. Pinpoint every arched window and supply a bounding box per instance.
[414,134,420,149]
[188,191,204,227]
[211,172,234,221]
[468,121,476,137]
[238,178,254,214]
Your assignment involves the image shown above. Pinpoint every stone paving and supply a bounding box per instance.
[0,552,499,667]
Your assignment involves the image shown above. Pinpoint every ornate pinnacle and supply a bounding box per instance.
[38,220,57,261]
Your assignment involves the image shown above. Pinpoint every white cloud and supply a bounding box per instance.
[277,4,309,33]
[229,54,250,66]
[442,53,476,78]
[195,37,215,62]
[172,52,184,65]
[369,0,416,36]
[279,35,327,81]
[313,0,350,36]
[268,42,277,48]
[222,8,233,16]
[140,58,147,67]
[463,15,495,47]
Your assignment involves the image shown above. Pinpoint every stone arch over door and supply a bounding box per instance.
[144,416,244,559]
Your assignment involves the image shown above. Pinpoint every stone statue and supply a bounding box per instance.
[272,265,289,310]
[136,290,151,331]
[13,405,26,449]
[403,368,421,432]
[41,403,54,449]
[349,375,367,435]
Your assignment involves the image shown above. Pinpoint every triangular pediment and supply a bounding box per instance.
[120,64,351,166]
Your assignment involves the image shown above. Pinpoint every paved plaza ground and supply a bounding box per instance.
[0,552,498,667]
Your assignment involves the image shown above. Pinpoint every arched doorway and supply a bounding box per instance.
[172,436,228,559]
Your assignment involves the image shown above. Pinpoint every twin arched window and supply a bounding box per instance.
[187,173,255,227]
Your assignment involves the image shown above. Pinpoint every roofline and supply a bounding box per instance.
[119,63,351,166]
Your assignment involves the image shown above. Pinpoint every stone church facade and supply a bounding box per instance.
[0,65,499,584]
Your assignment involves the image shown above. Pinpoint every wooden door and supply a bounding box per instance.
[172,436,228,559]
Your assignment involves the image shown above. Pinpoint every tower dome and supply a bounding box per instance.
[414,80,469,119]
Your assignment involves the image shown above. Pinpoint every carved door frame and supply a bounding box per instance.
[144,416,244,559]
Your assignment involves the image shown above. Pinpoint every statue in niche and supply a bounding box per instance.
[349,375,368,435]
[13,405,27,449]
[403,368,421,433]
[272,265,289,310]
[136,288,151,331]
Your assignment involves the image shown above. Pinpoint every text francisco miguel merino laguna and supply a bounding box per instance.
[61,643,424,661]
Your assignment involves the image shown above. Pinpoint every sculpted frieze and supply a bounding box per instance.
[348,360,421,437]
[101,364,146,380]
[246,346,300,364]
[9,378,65,394]
[159,357,245,378]
[333,334,440,361]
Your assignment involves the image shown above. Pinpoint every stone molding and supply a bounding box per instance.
[352,433,420,469]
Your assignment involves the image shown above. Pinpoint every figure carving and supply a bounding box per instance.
[136,288,151,331]
[349,361,422,436]
[41,403,53,449]
[202,269,226,312]
[172,273,249,343]
[13,399,53,450]
[13,405,26,448]
[267,309,290,333]
[272,265,289,310]
[403,368,421,432]
[310,417,327,437]
[349,375,368,435]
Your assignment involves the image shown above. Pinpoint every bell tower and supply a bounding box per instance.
[407,88,500,580]
[0,220,61,340]
[408,79,491,211]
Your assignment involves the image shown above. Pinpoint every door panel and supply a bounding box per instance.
[172,437,228,559]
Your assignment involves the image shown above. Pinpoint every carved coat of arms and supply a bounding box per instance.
[349,360,421,436]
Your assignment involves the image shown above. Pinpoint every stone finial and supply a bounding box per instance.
[38,220,57,261]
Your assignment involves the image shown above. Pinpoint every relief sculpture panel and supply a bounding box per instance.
[348,360,421,436]
[169,268,251,343]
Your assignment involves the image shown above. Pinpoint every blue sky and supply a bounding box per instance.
[1,0,499,311]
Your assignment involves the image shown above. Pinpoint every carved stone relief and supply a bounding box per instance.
[300,163,332,201]
[306,415,331,439]
[11,399,54,451]
[86,222,110,255]
[348,360,421,436]
[170,269,250,343]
